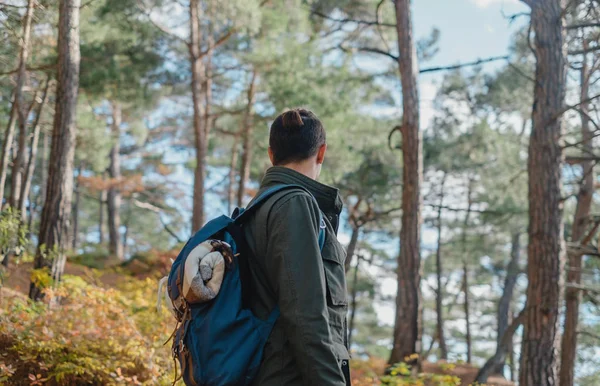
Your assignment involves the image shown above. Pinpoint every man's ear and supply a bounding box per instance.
[268,147,275,166]
[316,143,327,165]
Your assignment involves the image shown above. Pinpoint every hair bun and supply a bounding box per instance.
[281,109,304,128]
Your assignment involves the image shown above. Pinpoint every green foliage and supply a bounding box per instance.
[0,207,28,265]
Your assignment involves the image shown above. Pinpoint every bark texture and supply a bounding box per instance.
[345,226,360,273]
[29,0,80,300]
[519,1,567,384]
[237,71,257,207]
[348,255,360,348]
[476,310,526,384]
[227,133,240,214]
[190,0,206,232]
[20,77,50,220]
[107,102,123,260]
[389,0,423,367]
[560,40,593,386]
[462,180,473,364]
[10,0,36,209]
[494,232,521,375]
[435,174,448,360]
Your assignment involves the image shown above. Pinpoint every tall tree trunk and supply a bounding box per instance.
[71,163,82,250]
[461,179,473,364]
[190,0,206,233]
[435,173,448,360]
[19,77,50,221]
[519,1,566,385]
[476,309,526,384]
[494,232,521,375]
[0,104,17,207]
[99,186,106,244]
[345,225,360,272]
[390,0,423,368]
[40,130,49,204]
[560,40,593,386]
[348,255,361,348]
[10,0,35,210]
[107,102,123,260]
[227,133,240,214]
[237,71,257,207]
[29,0,80,301]
[204,2,214,142]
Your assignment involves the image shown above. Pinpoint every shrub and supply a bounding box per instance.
[0,275,177,385]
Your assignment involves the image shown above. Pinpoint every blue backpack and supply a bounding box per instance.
[166,184,325,386]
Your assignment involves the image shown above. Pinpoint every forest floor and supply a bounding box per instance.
[1,258,514,386]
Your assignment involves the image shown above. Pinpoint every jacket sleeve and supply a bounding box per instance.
[265,193,346,385]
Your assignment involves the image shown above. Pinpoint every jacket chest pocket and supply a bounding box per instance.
[321,239,348,307]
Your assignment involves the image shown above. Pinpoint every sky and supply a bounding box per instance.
[411,0,529,129]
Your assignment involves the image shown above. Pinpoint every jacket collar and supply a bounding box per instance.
[260,166,343,217]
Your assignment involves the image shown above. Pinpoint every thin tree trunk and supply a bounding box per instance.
[227,133,240,214]
[348,255,361,348]
[19,76,50,220]
[40,130,49,204]
[475,309,526,384]
[107,102,123,260]
[560,39,593,386]
[237,71,257,207]
[0,103,18,207]
[508,339,517,382]
[71,163,82,250]
[519,1,567,385]
[461,179,473,364]
[99,186,106,244]
[204,1,214,141]
[10,0,35,210]
[390,0,423,368]
[345,225,360,272]
[190,0,206,233]
[494,232,521,375]
[435,173,448,360]
[29,0,80,301]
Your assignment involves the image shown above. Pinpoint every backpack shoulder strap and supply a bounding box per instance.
[235,184,326,249]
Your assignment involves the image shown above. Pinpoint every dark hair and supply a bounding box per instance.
[269,109,326,165]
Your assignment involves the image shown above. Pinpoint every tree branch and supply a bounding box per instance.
[569,45,600,56]
[310,8,396,28]
[579,330,600,340]
[419,55,509,74]
[0,64,55,77]
[132,199,183,243]
[355,46,398,61]
[566,21,600,29]
[199,28,235,58]
[566,282,600,295]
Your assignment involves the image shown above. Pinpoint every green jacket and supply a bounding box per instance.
[243,166,350,385]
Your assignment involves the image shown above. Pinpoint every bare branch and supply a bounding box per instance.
[310,8,395,28]
[355,46,398,61]
[0,64,55,77]
[566,282,600,295]
[420,55,509,74]
[132,199,183,243]
[569,45,600,56]
[567,21,600,29]
[579,330,600,340]
[199,28,235,58]
[565,155,600,164]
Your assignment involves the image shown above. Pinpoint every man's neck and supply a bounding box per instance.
[278,162,318,180]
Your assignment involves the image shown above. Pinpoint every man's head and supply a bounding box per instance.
[268,108,327,180]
